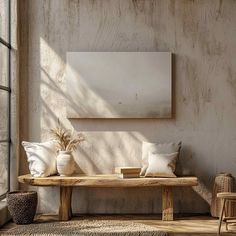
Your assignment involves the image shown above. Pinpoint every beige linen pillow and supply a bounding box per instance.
[140,141,181,176]
[145,152,179,178]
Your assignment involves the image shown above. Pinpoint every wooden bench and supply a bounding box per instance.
[18,174,198,221]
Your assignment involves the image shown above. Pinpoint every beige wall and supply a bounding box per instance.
[19,0,236,214]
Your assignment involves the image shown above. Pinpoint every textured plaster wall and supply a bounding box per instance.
[19,0,236,214]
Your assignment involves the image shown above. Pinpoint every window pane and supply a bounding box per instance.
[0,43,9,87]
[0,0,9,43]
[0,89,9,140]
[0,142,8,196]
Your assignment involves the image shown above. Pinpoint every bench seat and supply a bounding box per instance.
[18,174,198,221]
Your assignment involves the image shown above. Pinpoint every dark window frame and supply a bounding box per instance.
[0,0,11,200]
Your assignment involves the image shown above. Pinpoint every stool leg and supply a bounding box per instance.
[226,221,229,231]
[218,198,226,235]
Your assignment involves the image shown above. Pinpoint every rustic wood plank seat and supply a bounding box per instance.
[18,174,198,221]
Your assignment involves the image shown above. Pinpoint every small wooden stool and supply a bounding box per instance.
[217,192,236,235]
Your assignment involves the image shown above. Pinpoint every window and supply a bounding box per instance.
[0,0,11,199]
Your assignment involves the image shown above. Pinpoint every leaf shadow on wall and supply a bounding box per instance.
[39,58,211,214]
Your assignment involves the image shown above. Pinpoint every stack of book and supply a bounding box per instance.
[115,167,141,179]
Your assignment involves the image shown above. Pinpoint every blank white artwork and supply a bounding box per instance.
[66,52,172,118]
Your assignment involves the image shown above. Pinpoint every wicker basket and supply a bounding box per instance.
[211,173,236,217]
[7,191,38,224]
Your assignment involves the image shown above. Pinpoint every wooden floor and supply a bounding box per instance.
[1,214,236,235]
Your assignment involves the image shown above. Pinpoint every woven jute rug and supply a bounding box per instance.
[1,219,168,236]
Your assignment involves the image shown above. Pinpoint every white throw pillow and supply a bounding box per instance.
[145,152,179,178]
[140,141,181,176]
[22,140,57,177]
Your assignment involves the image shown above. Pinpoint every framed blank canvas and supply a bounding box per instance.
[66,52,172,118]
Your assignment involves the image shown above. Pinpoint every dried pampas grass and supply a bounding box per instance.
[50,126,84,152]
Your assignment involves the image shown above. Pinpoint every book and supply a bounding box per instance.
[115,167,141,174]
[117,173,140,179]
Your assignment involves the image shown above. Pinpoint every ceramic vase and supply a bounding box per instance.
[57,151,74,176]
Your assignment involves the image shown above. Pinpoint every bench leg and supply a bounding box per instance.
[162,186,173,221]
[59,186,72,221]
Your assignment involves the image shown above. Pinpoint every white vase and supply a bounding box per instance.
[57,151,74,176]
